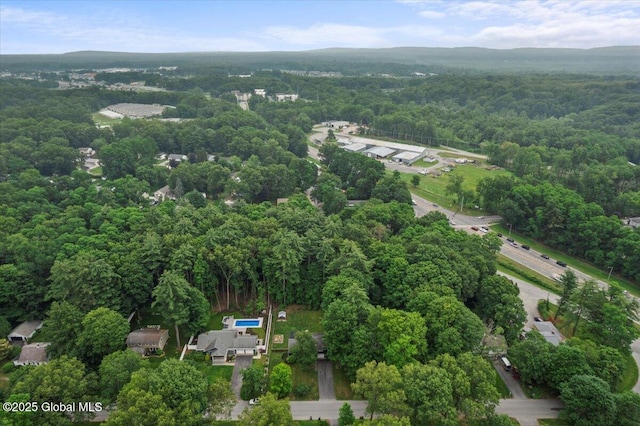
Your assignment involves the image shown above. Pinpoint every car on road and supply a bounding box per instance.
[432,203,438,207]
[506,237,515,243]
[521,245,530,250]
[478,216,484,219]
[534,317,543,322]
[449,221,456,225]
[497,233,503,237]
[249,398,260,406]
[540,254,550,259]
[510,242,518,247]
[471,226,479,231]
[556,260,567,267]
[412,199,417,206]
[480,226,489,232]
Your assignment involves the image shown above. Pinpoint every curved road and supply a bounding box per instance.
[309,125,640,396]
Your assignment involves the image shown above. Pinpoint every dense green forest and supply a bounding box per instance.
[1,55,640,424]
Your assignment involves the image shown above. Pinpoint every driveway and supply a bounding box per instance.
[497,399,564,426]
[493,359,526,400]
[230,355,254,398]
[317,360,336,400]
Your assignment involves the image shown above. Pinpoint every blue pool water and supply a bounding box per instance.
[234,319,261,327]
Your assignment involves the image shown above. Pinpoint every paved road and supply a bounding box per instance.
[317,360,336,400]
[496,399,564,426]
[230,356,253,398]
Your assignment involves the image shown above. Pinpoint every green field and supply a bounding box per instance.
[332,362,355,400]
[402,162,510,216]
[272,309,323,351]
[91,112,120,126]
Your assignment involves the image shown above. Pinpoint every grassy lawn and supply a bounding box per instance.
[494,370,512,398]
[497,253,562,294]
[202,365,234,383]
[272,308,323,351]
[268,351,319,401]
[332,362,355,400]
[208,310,266,340]
[400,163,510,216]
[617,352,639,392]
[538,419,571,425]
[491,224,639,296]
[88,167,103,177]
[92,112,120,126]
[412,158,439,168]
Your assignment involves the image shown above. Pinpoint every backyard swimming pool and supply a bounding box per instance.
[233,318,263,328]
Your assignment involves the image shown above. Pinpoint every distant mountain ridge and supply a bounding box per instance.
[1,46,638,75]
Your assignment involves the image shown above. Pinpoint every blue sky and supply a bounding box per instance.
[1,1,638,54]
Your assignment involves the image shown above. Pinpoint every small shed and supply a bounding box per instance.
[126,328,169,355]
[14,342,50,366]
[7,320,43,343]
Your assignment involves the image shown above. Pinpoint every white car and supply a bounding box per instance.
[249,398,260,406]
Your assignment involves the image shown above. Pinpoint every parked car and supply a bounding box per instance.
[249,398,260,406]
[510,242,518,247]
[480,226,489,232]
[432,203,438,207]
[497,233,503,237]
[521,245,530,250]
[506,237,515,243]
[471,226,479,231]
[540,254,550,259]
[556,260,567,267]
[534,317,543,322]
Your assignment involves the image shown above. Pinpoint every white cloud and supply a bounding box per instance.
[262,23,387,47]
[419,10,446,19]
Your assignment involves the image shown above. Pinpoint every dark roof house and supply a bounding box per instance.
[14,342,50,366]
[196,330,257,363]
[126,328,169,355]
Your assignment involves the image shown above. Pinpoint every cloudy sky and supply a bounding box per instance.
[1,1,638,54]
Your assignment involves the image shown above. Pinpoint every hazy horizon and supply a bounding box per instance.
[1,1,639,54]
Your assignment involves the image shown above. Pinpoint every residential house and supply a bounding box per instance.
[287,333,327,360]
[13,342,50,366]
[7,320,43,343]
[196,330,257,364]
[126,328,170,356]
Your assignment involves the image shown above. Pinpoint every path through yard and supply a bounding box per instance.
[230,355,253,398]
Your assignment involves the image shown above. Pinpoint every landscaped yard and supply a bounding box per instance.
[272,307,323,351]
[269,352,319,401]
[208,311,266,340]
[332,362,355,400]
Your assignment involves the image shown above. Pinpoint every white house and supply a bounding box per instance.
[196,330,258,364]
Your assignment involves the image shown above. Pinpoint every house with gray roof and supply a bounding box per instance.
[287,333,327,360]
[14,342,50,366]
[126,328,169,356]
[196,330,258,364]
[7,320,42,343]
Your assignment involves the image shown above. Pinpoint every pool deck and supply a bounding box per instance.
[222,316,264,330]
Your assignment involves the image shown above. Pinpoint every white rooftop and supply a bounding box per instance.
[343,143,368,152]
[364,146,396,157]
[340,135,426,153]
[393,151,424,160]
